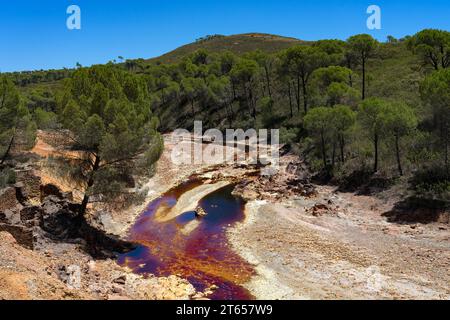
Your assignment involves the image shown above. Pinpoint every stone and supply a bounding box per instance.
[14,182,30,204]
[20,206,44,227]
[40,184,64,202]
[40,197,79,239]
[195,206,208,218]
[0,187,19,212]
[111,285,125,294]
[3,209,21,225]
[0,223,34,249]
[113,275,127,285]
[15,170,41,201]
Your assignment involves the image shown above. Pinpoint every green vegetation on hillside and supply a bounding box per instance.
[1,29,450,204]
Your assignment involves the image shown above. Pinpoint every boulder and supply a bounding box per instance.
[195,206,208,218]
[40,196,79,239]
[0,211,6,223]
[20,206,44,227]
[3,208,21,225]
[0,187,19,212]
[40,184,64,202]
[0,223,34,250]
[15,169,41,201]
[113,275,127,285]
[14,182,30,204]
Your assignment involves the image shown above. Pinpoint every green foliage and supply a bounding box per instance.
[408,29,450,70]
[279,127,299,145]
[0,168,16,188]
[382,101,417,175]
[304,107,333,167]
[347,34,379,99]
[5,29,450,202]
[382,102,417,137]
[0,76,37,163]
[280,45,329,113]
[420,68,450,166]
[34,108,59,129]
[56,65,163,215]
[310,66,358,107]
[358,98,387,140]
[412,166,450,201]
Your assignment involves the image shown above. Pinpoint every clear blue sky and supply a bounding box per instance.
[1,0,449,72]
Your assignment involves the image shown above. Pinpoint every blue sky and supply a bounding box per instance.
[1,0,449,72]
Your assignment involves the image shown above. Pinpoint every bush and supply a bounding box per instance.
[279,127,299,145]
[0,168,16,188]
[34,108,59,129]
[412,166,450,201]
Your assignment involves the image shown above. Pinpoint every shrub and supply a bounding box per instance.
[0,168,16,188]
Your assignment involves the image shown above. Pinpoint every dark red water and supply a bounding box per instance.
[118,179,255,300]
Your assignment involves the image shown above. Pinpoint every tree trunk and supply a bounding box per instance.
[331,142,336,168]
[296,76,301,113]
[395,134,403,176]
[339,135,345,163]
[440,120,449,171]
[249,86,256,120]
[301,75,308,114]
[79,154,101,218]
[228,102,234,121]
[321,132,327,168]
[0,88,6,109]
[225,103,233,127]
[445,127,449,171]
[362,56,366,100]
[346,59,354,88]
[232,82,237,100]
[0,135,14,165]
[191,99,195,117]
[264,66,272,99]
[288,82,293,118]
[348,69,353,88]
[373,133,379,173]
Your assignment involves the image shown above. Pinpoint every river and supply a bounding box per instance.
[118,179,255,300]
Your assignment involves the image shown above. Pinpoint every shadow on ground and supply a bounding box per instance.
[382,197,449,225]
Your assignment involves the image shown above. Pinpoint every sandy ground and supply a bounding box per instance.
[0,230,199,300]
[228,186,450,300]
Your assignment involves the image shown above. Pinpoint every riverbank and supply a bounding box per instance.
[229,185,450,300]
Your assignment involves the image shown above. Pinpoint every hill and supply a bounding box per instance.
[147,33,305,64]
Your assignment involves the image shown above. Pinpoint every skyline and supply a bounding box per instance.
[1,0,450,72]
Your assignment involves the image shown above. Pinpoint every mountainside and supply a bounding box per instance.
[148,33,305,64]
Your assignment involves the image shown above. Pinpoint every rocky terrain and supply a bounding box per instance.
[228,160,450,300]
[0,130,449,300]
[0,131,213,300]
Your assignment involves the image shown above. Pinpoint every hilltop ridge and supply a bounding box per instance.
[147,33,305,64]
